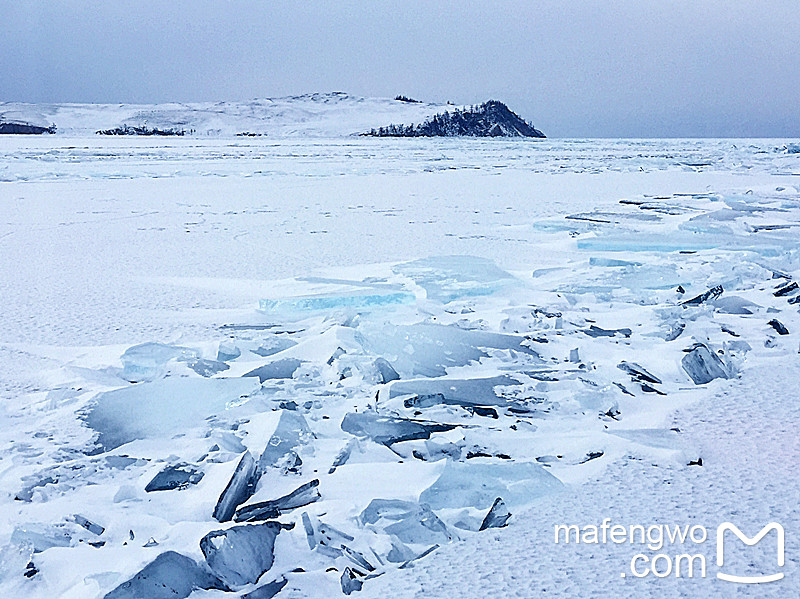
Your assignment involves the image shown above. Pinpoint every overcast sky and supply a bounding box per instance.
[3,1,798,137]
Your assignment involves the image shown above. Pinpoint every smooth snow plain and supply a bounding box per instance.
[1,135,799,599]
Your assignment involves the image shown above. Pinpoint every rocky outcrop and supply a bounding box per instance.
[364,101,545,138]
[0,122,56,134]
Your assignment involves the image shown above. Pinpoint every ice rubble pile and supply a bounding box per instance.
[3,188,800,597]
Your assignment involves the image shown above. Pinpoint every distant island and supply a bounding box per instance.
[0,94,545,138]
[363,100,545,138]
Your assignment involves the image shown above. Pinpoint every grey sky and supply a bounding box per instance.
[2,0,798,137]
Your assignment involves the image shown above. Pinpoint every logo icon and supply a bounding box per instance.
[716,522,785,583]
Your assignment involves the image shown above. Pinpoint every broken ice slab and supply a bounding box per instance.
[577,233,788,256]
[187,358,230,377]
[617,361,662,385]
[341,411,455,446]
[774,281,799,297]
[419,461,562,510]
[213,451,259,522]
[120,342,197,382]
[359,323,540,378]
[533,219,601,234]
[258,410,312,472]
[567,211,662,224]
[200,521,289,588]
[609,265,686,291]
[85,377,260,452]
[360,499,451,545]
[479,498,511,531]
[374,357,400,384]
[252,336,298,357]
[392,255,516,303]
[389,375,521,408]
[588,257,642,267]
[713,296,761,314]
[259,290,414,313]
[608,428,684,450]
[73,515,104,536]
[681,285,723,307]
[768,319,790,335]
[341,567,363,595]
[583,325,632,338]
[681,344,731,384]
[244,358,302,382]
[11,523,73,552]
[329,438,358,473]
[242,578,288,599]
[145,463,204,492]
[104,551,226,599]
[216,341,241,362]
[302,512,354,553]
[234,479,320,522]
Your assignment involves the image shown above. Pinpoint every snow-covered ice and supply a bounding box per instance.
[1,131,799,598]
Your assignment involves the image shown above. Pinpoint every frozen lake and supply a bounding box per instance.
[1,137,799,598]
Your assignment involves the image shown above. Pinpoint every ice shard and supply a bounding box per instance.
[479,497,511,531]
[373,358,400,384]
[244,358,302,383]
[360,323,539,378]
[260,291,414,313]
[120,342,197,382]
[258,410,312,471]
[617,361,662,385]
[419,461,562,510]
[681,285,723,307]
[85,378,259,452]
[200,522,288,588]
[104,551,226,599]
[213,451,259,522]
[234,479,320,522]
[390,376,520,408]
[361,499,451,545]
[187,359,230,377]
[145,464,204,492]
[341,411,455,446]
[681,344,731,384]
[242,578,288,599]
[392,255,516,303]
[341,567,363,595]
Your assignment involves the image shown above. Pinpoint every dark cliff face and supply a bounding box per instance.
[364,101,545,138]
[0,122,56,134]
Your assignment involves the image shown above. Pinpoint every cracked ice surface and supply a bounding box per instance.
[1,141,800,598]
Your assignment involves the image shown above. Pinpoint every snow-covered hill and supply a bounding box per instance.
[0,93,464,137]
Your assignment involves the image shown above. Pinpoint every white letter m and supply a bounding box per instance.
[716,522,785,584]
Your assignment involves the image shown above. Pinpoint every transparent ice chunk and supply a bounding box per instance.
[360,499,451,545]
[258,410,312,471]
[200,522,288,588]
[145,463,204,492]
[85,378,260,451]
[390,376,520,408]
[392,255,516,303]
[244,358,302,382]
[681,344,732,384]
[341,411,455,446]
[104,551,225,599]
[120,342,197,382]
[359,323,539,378]
[234,479,320,522]
[260,290,414,313]
[11,523,73,552]
[419,461,562,510]
[479,497,511,530]
[214,451,259,523]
